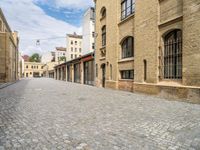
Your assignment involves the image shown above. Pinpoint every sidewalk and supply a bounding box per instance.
[0,81,17,89]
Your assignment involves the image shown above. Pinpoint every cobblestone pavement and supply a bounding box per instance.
[0,78,200,150]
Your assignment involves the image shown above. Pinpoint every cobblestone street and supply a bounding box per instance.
[0,78,200,150]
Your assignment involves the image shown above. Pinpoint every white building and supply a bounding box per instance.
[18,52,24,78]
[54,47,66,62]
[66,33,82,61]
[41,52,54,63]
[82,7,95,55]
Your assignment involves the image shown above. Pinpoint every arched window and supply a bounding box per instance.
[101,7,106,18]
[121,37,134,59]
[102,26,106,46]
[164,29,182,79]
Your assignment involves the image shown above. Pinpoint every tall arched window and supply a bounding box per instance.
[102,26,106,46]
[101,7,106,18]
[164,29,182,79]
[121,37,134,59]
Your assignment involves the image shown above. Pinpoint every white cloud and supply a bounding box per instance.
[54,0,94,9]
[0,0,86,55]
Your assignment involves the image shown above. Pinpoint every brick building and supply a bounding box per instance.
[0,8,19,83]
[94,0,200,103]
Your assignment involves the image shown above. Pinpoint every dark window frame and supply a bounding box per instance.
[121,70,134,80]
[121,37,134,59]
[102,26,106,47]
[121,0,135,20]
[164,29,182,79]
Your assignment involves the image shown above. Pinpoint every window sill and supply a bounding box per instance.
[118,57,134,63]
[99,57,106,61]
[118,13,135,26]
[100,16,106,21]
[100,46,106,50]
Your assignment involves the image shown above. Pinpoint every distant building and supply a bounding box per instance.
[22,55,30,62]
[55,47,66,62]
[43,62,58,78]
[18,53,24,78]
[82,7,95,55]
[41,51,55,63]
[24,62,44,78]
[66,33,82,61]
[0,8,19,83]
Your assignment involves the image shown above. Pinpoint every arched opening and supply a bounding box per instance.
[121,36,134,59]
[144,59,147,82]
[164,29,182,79]
[102,25,106,46]
[101,64,106,87]
[100,7,106,18]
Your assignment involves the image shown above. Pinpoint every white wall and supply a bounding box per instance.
[82,7,95,55]
[41,52,53,63]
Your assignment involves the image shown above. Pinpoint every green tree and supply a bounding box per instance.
[59,56,66,62]
[29,53,41,62]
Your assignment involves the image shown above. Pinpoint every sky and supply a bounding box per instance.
[0,0,94,55]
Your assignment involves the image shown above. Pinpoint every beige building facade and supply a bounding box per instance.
[66,33,83,61]
[94,0,200,103]
[24,62,44,78]
[0,8,19,83]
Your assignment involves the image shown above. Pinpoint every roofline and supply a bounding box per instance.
[54,52,94,68]
[0,8,12,32]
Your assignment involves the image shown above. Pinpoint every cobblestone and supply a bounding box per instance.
[0,78,200,149]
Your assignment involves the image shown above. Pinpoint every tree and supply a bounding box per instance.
[29,53,41,62]
[59,56,66,62]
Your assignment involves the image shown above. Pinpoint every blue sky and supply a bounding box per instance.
[0,0,94,55]
[34,1,85,27]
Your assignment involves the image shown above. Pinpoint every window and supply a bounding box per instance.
[92,32,95,37]
[71,47,73,52]
[101,7,106,18]
[102,26,106,47]
[122,37,134,59]
[75,48,77,52]
[75,41,77,45]
[71,54,73,59]
[31,66,33,69]
[110,64,112,80]
[121,70,134,79]
[164,29,182,79]
[79,48,81,53]
[96,64,98,77]
[41,66,43,69]
[121,0,135,20]
[75,54,77,58]
[144,60,147,81]
[37,66,38,69]
[71,41,73,45]
[92,43,95,49]
[30,72,32,75]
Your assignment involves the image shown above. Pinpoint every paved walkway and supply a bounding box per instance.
[0,78,200,150]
